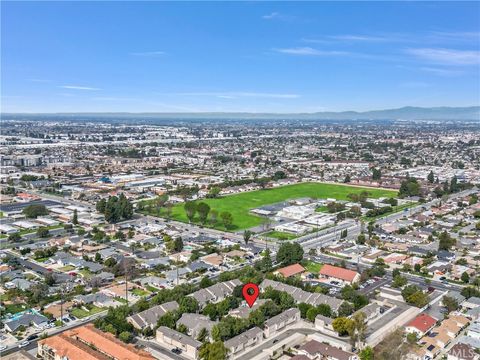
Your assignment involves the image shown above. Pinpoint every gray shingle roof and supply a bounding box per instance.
[188,279,242,307]
[264,308,300,328]
[157,326,202,348]
[260,279,343,311]
[224,327,263,349]
[127,301,179,329]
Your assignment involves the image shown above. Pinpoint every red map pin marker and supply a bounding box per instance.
[242,283,259,308]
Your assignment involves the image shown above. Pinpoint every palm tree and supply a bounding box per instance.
[243,230,253,245]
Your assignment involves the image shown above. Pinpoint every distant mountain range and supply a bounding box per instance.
[3,106,479,121]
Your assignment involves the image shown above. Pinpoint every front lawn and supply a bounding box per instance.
[131,288,150,297]
[70,305,104,319]
[59,265,76,272]
[305,261,323,274]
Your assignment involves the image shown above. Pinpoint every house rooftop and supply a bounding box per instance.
[407,313,437,333]
[319,264,359,282]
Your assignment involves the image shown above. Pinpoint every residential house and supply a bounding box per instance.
[188,279,242,308]
[318,264,360,285]
[4,313,49,333]
[264,308,300,338]
[127,301,179,330]
[37,324,154,360]
[298,340,358,360]
[405,313,437,337]
[273,263,306,278]
[177,313,217,339]
[464,297,480,310]
[74,293,122,308]
[156,326,202,360]
[260,279,343,313]
[224,327,263,355]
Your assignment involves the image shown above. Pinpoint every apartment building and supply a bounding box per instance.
[37,324,154,360]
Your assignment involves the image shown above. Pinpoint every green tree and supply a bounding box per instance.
[72,209,78,225]
[392,275,408,288]
[177,324,189,334]
[372,168,381,180]
[438,231,456,251]
[119,331,132,343]
[96,198,106,213]
[197,202,211,225]
[276,242,304,266]
[174,237,184,252]
[208,186,221,198]
[243,230,253,245]
[8,232,21,242]
[197,328,209,343]
[220,212,233,229]
[359,346,374,360]
[23,204,48,218]
[184,202,197,223]
[442,295,459,313]
[36,227,50,238]
[461,271,470,284]
[427,171,435,183]
[332,317,354,336]
[199,341,229,360]
[180,297,199,313]
[200,276,214,289]
[337,302,354,317]
[406,332,417,344]
[157,312,178,329]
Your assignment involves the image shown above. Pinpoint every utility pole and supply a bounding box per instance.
[176,254,180,286]
[124,259,128,306]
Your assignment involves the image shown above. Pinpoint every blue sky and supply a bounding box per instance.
[2,1,479,113]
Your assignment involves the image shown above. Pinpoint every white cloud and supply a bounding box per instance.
[261,12,295,21]
[406,48,480,65]
[420,67,464,77]
[59,85,101,91]
[400,81,430,88]
[273,47,349,56]
[262,12,280,19]
[170,92,300,99]
[130,51,166,57]
[327,34,387,42]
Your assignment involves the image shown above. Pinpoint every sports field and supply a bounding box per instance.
[163,182,397,231]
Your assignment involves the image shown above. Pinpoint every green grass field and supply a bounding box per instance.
[152,182,397,231]
[264,230,298,241]
[71,305,103,319]
[131,288,150,297]
[304,261,323,274]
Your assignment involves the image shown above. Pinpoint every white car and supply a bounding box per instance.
[18,341,30,348]
[0,345,7,351]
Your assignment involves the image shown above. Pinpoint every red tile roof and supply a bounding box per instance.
[407,313,437,333]
[39,324,153,360]
[276,264,305,277]
[276,263,306,277]
[319,264,359,282]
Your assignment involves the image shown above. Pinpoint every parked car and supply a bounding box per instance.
[18,341,30,348]
[27,334,38,341]
[171,348,182,354]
